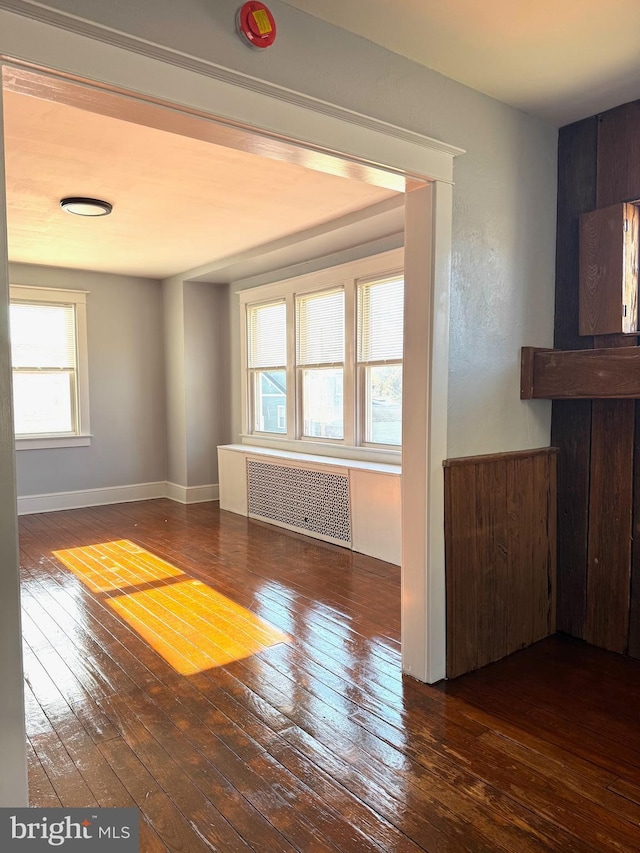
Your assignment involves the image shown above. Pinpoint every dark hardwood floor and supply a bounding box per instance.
[18,499,640,852]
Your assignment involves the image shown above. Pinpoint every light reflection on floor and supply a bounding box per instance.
[53,540,290,675]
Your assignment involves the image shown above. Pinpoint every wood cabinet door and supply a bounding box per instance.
[579,202,639,335]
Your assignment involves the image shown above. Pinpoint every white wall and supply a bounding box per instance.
[24,0,558,457]
[11,264,167,497]
[162,276,230,489]
[184,281,230,486]
[446,110,556,456]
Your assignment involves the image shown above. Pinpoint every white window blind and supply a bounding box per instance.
[247,301,286,368]
[358,277,404,362]
[10,285,91,448]
[10,302,76,369]
[296,288,344,365]
[10,301,78,437]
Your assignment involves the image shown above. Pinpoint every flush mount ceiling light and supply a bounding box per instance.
[60,197,112,217]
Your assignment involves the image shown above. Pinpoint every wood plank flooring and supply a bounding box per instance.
[19,499,640,852]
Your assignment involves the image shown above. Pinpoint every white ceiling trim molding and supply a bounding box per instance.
[0,1,464,184]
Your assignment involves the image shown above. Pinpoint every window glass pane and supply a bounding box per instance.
[13,372,74,435]
[247,302,286,368]
[296,289,344,365]
[365,364,402,445]
[358,277,404,362]
[253,370,287,434]
[302,368,343,439]
[10,303,76,368]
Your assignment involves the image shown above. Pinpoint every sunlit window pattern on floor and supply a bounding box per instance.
[53,539,290,674]
[53,539,184,593]
[109,579,290,675]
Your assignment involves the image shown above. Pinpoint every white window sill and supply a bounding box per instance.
[238,434,401,468]
[15,434,92,451]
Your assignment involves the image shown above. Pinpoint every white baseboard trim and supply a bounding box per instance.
[17,481,219,515]
[165,482,220,505]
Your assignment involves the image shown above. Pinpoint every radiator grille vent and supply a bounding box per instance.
[247,459,351,544]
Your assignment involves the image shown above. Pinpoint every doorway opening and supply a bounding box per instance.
[0,50,456,696]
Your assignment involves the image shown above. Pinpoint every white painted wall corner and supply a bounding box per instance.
[164,482,220,505]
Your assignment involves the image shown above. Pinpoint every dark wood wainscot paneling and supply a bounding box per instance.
[444,448,557,679]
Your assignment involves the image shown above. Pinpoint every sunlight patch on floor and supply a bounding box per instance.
[53,539,183,593]
[109,579,290,675]
[53,540,290,674]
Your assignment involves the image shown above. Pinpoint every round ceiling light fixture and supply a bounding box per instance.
[60,197,113,217]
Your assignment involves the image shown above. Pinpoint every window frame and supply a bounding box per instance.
[295,285,346,442]
[356,273,404,449]
[10,285,91,450]
[239,248,403,462]
[246,298,288,437]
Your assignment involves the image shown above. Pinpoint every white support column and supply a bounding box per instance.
[0,78,28,806]
[402,180,452,684]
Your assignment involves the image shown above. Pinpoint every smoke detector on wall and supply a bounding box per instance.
[236,2,277,49]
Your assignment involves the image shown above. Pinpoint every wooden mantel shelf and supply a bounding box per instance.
[521,345,640,399]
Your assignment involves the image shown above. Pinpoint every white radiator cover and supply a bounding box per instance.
[217,445,401,565]
[247,459,351,546]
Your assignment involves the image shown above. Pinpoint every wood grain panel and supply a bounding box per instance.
[579,203,639,336]
[477,460,509,666]
[445,448,557,679]
[587,100,639,657]
[585,400,634,653]
[628,400,640,659]
[552,99,640,661]
[553,116,597,639]
[608,105,640,661]
[597,101,640,208]
[532,452,557,641]
[522,345,640,398]
[555,117,599,351]
[506,456,534,651]
[444,465,478,677]
[551,399,591,637]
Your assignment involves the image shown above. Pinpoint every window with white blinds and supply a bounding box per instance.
[11,303,76,371]
[240,249,403,453]
[296,289,344,366]
[358,276,404,363]
[246,301,287,434]
[296,288,345,440]
[9,285,90,446]
[357,276,404,446]
[247,301,286,369]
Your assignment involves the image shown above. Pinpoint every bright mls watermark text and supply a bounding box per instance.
[0,808,139,850]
